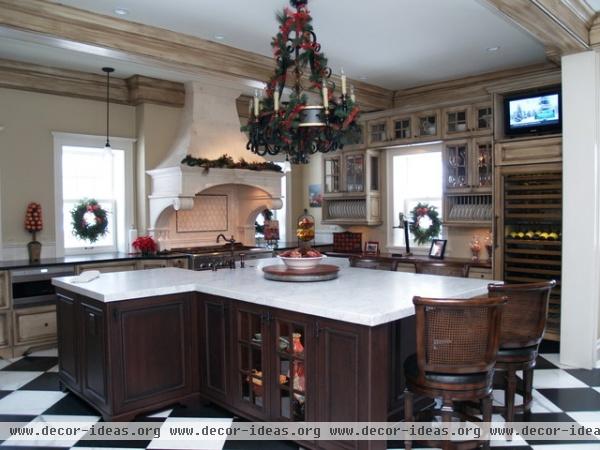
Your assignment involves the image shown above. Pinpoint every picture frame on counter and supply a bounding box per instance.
[365,241,380,255]
[429,239,447,259]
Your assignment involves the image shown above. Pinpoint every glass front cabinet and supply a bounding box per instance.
[443,137,493,193]
[442,102,493,138]
[322,149,382,225]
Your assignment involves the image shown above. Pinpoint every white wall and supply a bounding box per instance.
[561,50,600,369]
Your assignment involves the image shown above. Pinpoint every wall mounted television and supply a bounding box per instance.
[503,87,561,137]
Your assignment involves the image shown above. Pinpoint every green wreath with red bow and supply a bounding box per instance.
[71,199,109,243]
[410,203,441,245]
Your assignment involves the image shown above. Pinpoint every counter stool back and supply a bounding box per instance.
[487,280,556,424]
[349,256,398,271]
[414,262,470,278]
[404,295,506,450]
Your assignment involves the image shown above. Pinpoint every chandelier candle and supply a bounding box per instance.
[241,0,361,164]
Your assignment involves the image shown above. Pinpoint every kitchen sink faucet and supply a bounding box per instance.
[216,234,237,268]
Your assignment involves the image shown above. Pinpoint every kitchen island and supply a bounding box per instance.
[53,257,494,450]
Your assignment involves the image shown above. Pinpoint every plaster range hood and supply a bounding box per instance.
[147,79,283,248]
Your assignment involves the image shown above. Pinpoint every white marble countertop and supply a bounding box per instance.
[52,257,497,326]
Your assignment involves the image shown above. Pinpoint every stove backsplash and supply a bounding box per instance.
[152,183,281,250]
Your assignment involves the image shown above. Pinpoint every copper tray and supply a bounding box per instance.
[262,264,339,282]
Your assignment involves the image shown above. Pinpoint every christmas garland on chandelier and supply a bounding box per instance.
[242,0,361,164]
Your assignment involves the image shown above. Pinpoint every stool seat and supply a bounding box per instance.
[497,345,539,364]
[404,354,491,391]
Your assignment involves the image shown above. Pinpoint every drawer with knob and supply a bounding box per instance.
[13,306,57,345]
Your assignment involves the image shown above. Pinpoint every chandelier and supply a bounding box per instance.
[243,0,361,164]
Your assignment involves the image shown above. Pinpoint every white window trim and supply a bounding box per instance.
[0,126,4,260]
[385,142,443,255]
[53,132,135,257]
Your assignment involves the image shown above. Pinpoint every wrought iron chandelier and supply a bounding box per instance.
[243,0,361,164]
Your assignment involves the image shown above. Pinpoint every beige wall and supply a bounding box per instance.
[0,88,136,249]
[298,149,492,259]
[135,103,182,234]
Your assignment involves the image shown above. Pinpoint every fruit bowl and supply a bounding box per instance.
[278,255,326,270]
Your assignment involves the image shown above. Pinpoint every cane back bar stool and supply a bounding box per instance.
[487,280,556,423]
[404,295,506,450]
[349,255,399,271]
[414,262,470,278]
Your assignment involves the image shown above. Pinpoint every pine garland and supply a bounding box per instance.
[181,154,283,173]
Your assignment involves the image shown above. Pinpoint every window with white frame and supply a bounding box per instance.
[53,133,134,256]
[388,144,443,251]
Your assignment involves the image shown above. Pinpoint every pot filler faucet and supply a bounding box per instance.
[216,234,237,270]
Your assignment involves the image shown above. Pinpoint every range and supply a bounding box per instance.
[171,240,273,271]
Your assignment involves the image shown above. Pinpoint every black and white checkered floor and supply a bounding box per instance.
[0,347,599,450]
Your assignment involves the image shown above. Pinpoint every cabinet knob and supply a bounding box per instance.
[44,322,48,327]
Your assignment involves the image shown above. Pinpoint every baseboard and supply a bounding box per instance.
[1,242,57,261]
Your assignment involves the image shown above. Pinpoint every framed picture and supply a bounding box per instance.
[364,241,379,255]
[308,184,322,207]
[429,239,447,259]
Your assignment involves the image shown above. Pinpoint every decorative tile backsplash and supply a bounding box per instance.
[175,195,228,232]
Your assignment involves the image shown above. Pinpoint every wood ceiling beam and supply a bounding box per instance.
[481,0,592,62]
[0,58,185,107]
[0,0,392,110]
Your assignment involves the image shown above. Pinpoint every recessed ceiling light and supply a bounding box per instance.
[486,46,500,52]
[114,7,129,16]
[214,34,226,41]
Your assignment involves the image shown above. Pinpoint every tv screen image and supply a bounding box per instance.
[509,94,560,129]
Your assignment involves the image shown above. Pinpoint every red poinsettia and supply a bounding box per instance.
[132,236,157,254]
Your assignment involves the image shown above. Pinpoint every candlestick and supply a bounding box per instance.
[248,97,253,117]
[253,89,259,116]
[322,81,329,109]
[341,68,347,95]
[274,88,280,112]
[350,85,356,103]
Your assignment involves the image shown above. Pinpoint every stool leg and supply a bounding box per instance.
[505,370,517,442]
[523,367,534,416]
[404,389,413,450]
[481,395,492,450]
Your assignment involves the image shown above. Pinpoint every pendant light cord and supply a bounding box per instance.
[102,67,114,148]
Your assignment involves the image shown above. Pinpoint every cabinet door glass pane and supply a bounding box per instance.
[446,145,468,188]
[477,143,492,187]
[370,123,386,143]
[477,107,492,130]
[276,320,306,421]
[394,118,411,139]
[447,111,467,133]
[346,155,364,192]
[237,310,265,410]
[370,155,379,191]
[418,115,437,136]
[324,158,340,193]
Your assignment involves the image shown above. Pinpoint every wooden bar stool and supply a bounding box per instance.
[349,256,399,271]
[415,262,470,278]
[487,280,556,423]
[404,295,506,450]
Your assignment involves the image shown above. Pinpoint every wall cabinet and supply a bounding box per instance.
[442,103,492,139]
[56,289,197,421]
[414,109,441,140]
[322,149,382,226]
[0,271,9,310]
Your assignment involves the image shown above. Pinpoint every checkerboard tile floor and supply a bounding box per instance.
[0,348,598,450]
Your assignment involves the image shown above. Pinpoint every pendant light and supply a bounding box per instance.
[102,67,115,156]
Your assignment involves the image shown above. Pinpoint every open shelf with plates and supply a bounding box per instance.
[444,193,493,227]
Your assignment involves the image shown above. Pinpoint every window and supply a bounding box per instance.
[387,143,443,251]
[53,133,134,256]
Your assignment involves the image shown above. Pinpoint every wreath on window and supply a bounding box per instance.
[71,199,109,243]
[410,202,441,245]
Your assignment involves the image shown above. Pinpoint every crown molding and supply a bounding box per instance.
[481,0,590,58]
[0,0,392,111]
[0,58,185,107]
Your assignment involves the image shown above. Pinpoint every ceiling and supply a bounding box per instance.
[586,0,600,10]
[1,0,549,90]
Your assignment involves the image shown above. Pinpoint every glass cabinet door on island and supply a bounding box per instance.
[235,306,269,417]
[345,153,365,192]
[445,141,469,190]
[272,318,308,421]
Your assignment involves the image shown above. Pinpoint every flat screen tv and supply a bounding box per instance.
[504,88,561,137]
